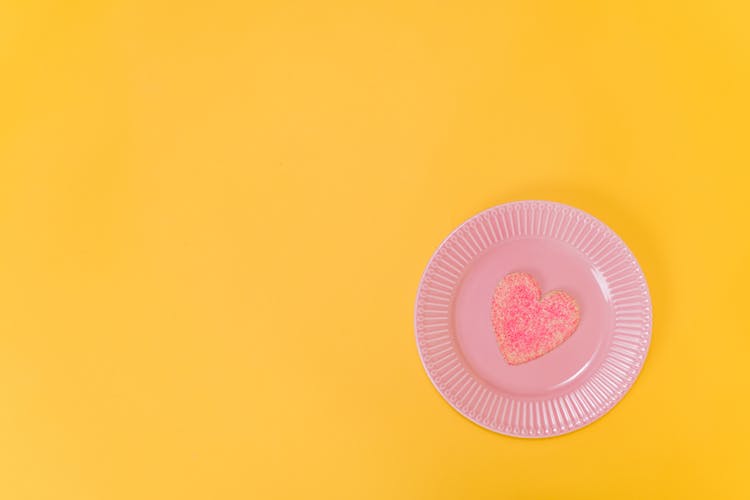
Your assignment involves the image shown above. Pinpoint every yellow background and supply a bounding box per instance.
[1,1,749,499]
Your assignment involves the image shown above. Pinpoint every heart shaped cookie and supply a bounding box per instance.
[491,272,580,365]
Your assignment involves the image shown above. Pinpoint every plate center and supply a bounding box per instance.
[453,237,614,396]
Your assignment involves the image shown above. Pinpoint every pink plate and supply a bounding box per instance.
[415,201,652,437]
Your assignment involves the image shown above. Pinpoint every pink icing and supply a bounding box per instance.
[491,272,580,365]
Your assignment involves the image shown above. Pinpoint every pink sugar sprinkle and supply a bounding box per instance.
[491,272,580,365]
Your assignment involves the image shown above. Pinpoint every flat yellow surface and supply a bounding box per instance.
[1,1,749,499]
